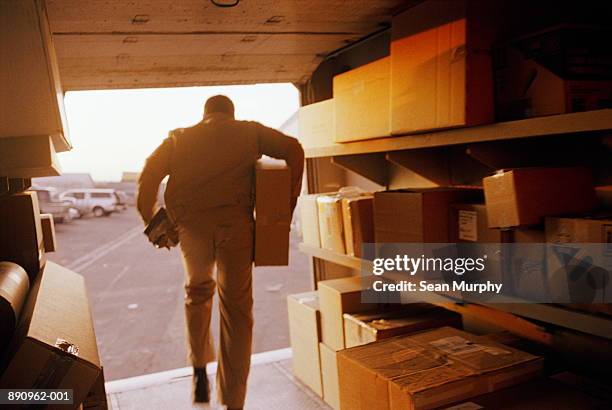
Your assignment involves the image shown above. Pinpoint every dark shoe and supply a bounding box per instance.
[193,367,209,403]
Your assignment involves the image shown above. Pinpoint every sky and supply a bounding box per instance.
[59,83,300,181]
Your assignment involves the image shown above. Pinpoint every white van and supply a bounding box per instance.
[60,188,119,217]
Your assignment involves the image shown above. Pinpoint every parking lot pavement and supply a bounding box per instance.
[48,207,312,380]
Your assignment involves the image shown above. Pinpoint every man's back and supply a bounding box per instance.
[137,109,304,224]
[165,114,261,220]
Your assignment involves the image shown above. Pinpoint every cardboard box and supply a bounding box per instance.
[449,204,504,243]
[299,194,323,248]
[334,57,390,142]
[343,306,461,348]
[0,0,71,153]
[0,192,45,280]
[545,215,612,244]
[255,160,291,266]
[375,189,483,243]
[298,99,334,149]
[337,327,541,410]
[437,376,608,409]
[505,228,547,300]
[320,342,340,410]
[0,135,61,178]
[40,213,57,252]
[342,196,374,257]
[317,194,346,253]
[390,0,500,134]
[318,276,373,351]
[287,292,323,396]
[483,167,596,228]
[0,262,101,408]
[494,27,612,121]
[545,215,612,307]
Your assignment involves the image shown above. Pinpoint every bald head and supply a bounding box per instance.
[204,95,235,116]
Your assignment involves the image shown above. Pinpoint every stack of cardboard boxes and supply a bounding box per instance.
[288,276,465,409]
[298,1,612,149]
[292,165,611,408]
[300,191,375,258]
[0,191,102,407]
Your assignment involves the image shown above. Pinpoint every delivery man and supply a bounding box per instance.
[137,95,304,409]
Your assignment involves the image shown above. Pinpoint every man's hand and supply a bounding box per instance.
[153,227,179,250]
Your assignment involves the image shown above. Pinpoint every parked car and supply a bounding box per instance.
[114,190,128,211]
[30,187,75,223]
[60,188,118,217]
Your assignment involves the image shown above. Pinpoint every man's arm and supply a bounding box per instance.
[137,135,173,224]
[257,123,305,212]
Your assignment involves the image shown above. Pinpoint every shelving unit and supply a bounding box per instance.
[299,243,612,341]
[304,110,612,190]
[305,109,612,158]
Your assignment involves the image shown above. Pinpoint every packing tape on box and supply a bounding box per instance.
[31,338,79,391]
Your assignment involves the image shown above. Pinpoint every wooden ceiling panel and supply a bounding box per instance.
[58,53,318,90]
[53,33,357,58]
[45,0,406,89]
[46,0,400,34]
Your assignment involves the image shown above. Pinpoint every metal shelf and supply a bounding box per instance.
[305,109,612,158]
[299,243,612,340]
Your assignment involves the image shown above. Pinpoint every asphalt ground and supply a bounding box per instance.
[48,207,311,380]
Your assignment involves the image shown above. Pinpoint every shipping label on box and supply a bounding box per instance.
[255,160,291,266]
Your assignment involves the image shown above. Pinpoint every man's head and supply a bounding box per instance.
[204,95,234,117]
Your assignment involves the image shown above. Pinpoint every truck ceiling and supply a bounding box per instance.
[45,0,408,91]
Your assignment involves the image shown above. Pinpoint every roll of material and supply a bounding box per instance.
[0,262,30,346]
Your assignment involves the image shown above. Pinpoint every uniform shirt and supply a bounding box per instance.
[137,112,304,224]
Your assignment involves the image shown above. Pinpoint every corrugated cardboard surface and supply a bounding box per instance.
[449,204,503,243]
[0,262,100,408]
[334,57,390,142]
[299,99,334,149]
[320,342,340,410]
[545,215,612,311]
[338,327,541,410]
[483,167,596,228]
[390,0,497,134]
[0,192,45,281]
[287,291,323,397]
[343,307,461,348]
[341,196,374,257]
[255,161,291,266]
[40,213,57,252]
[317,195,345,253]
[318,276,372,351]
[299,194,323,248]
[375,189,482,243]
[437,376,609,409]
